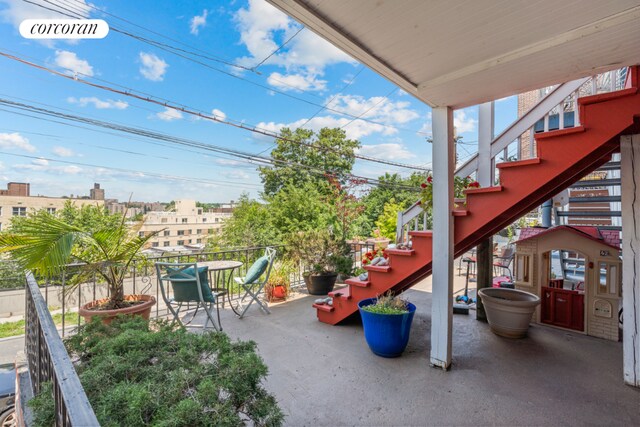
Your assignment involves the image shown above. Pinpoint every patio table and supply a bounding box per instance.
[199,260,243,316]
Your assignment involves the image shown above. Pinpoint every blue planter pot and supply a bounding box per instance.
[358,298,416,358]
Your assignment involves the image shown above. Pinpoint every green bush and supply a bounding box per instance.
[30,316,284,427]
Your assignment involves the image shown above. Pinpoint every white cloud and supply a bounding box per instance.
[156,107,183,121]
[254,94,420,140]
[15,158,83,175]
[214,158,242,166]
[67,96,128,109]
[190,9,208,35]
[0,0,90,29]
[267,72,327,92]
[0,132,36,152]
[234,0,355,91]
[55,50,94,76]
[32,158,48,166]
[454,109,477,134]
[211,108,226,120]
[139,52,168,81]
[52,146,75,157]
[221,169,251,180]
[357,143,415,160]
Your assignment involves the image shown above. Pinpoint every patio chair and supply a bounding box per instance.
[493,245,515,280]
[233,247,277,319]
[155,262,222,331]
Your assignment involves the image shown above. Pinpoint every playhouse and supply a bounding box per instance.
[514,226,621,341]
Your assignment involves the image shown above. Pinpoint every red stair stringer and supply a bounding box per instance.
[316,76,640,325]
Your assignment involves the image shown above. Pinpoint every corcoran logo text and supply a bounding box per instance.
[19,19,109,39]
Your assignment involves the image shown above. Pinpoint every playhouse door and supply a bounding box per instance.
[541,287,584,331]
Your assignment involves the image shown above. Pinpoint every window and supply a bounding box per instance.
[163,230,170,236]
[197,239,202,244]
[202,218,207,222]
[215,218,219,223]
[47,207,56,214]
[177,240,185,245]
[196,229,202,234]
[152,242,159,247]
[515,254,532,286]
[161,218,168,223]
[177,230,185,236]
[163,241,170,247]
[12,207,26,216]
[598,261,620,297]
[0,223,2,231]
[187,229,192,235]
[138,231,145,237]
[188,239,192,244]
[181,218,188,223]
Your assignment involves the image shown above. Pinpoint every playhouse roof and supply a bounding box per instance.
[518,226,621,250]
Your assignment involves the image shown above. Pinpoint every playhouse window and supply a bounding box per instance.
[598,261,619,297]
[515,254,531,285]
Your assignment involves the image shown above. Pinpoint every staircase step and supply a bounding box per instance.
[578,87,638,106]
[312,303,334,312]
[329,287,351,299]
[464,185,503,195]
[364,265,391,273]
[496,158,541,169]
[384,248,415,256]
[408,230,432,237]
[452,209,469,216]
[535,125,585,140]
[345,277,370,287]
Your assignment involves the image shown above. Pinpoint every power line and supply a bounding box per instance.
[0,97,421,192]
[24,0,430,136]
[1,151,263,189]
[251,26,305,70]
[0,51,430,171]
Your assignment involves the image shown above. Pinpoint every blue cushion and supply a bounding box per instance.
[167,266,215,303]
[244,256,269,284]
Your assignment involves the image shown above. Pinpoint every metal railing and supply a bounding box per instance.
[24,271,99,426]
[396,67,630,241]
[9,243,376,336]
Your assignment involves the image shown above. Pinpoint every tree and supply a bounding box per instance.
[0,210,157,309]
[267,181,333,239]
[9,201,122,233]
[375,199,405,240]
[360,173,424,236]
[259,127,360,196]
[211,194,276,249]
[324,175,365,241]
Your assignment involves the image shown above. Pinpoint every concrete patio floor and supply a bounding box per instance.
[196,275,640,427]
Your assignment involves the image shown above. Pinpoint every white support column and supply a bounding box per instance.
[430,107,455,370]
[621,134,640,388]
[478,102,495,187]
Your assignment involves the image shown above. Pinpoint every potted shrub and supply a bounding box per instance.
[265,260,295,302]
[287,230,352,295]
[0,210,159,323]
[358,293,416,357]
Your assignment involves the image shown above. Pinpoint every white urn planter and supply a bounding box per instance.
[478,288,541,338]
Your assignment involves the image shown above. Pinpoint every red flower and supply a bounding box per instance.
[367,252,374,260]
[416,201,422,205]
[421,183,427,188]
[427,176,433,183]
[469,181,480,188]
[362,258,369,265]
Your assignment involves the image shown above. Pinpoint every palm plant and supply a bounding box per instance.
[0,211,158,310]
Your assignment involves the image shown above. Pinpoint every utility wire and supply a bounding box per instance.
[25,0,430,136]
[0,98,421,192]
[252,26,304,70]
[0,51,430,171]
[340,87,397,131]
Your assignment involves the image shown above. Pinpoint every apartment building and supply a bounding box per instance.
[0,182,105,231]
[138,199,233,249]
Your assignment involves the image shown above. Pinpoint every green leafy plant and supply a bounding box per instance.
[265,260,296,301]
[29,316,284,427]
[419,175,480,210]
[286,229,351,275]
[0,209,159,310]
[361,293,409,315]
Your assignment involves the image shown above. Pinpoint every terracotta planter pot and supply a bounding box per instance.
[79,294,156,324]
[272,285,287,299]
[478,288,540,338]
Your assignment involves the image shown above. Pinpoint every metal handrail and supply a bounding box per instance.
[25,271,99,426]
[396,67,629,242]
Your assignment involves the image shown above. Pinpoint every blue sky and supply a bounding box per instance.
[0,0,517,203]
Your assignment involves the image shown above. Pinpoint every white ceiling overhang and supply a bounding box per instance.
[268,0,640,108]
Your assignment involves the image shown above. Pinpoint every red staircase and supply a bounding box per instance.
[314,67,640,325]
